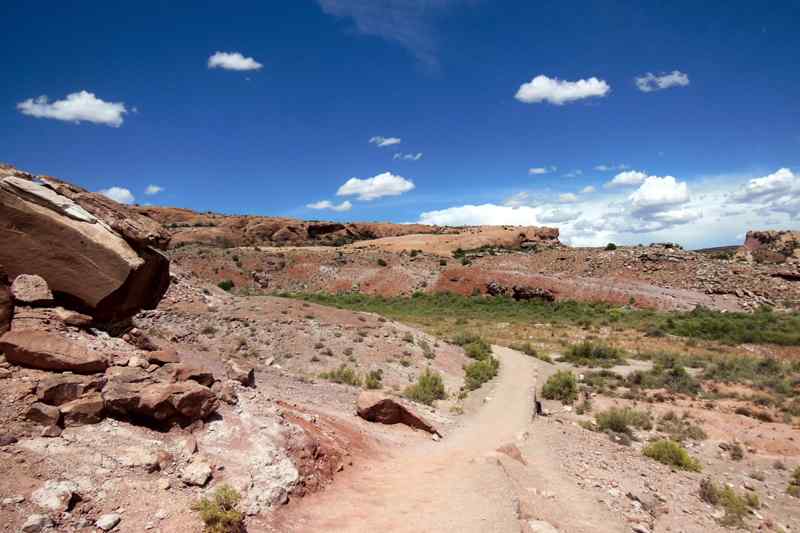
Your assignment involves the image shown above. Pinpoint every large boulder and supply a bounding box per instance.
[0,330,108,374]
[356,391,440,436]
[0,167,170,321]
[0,269,10,335]
[103,377,218,426]
[10,274,53,305]
[37,374,106,406]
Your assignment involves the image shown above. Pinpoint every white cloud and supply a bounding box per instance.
[539,208,580,223]
[605,170,648,188]
[306,199,353,212]
[393,152,423,161]
[17,91,127,127]
[369,136,402,147]
[730,168,796,202]
[145,184,163,195]
[337,171,415,200]
[559,193,578,203]
[635,70,690,92]
[629,175,690,213]
[594,163,628,171]
[529,166,556,175]
[208,51,263,71]
[99,186,135,205]
[419,204,540,226]
[581,185,596,193]
[564,170,583,178]
[515,75,610,105]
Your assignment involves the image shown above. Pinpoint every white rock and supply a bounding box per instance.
[181,461,212,486]
[528,520,559,533]
[21,514,52,533]
[32,479,79,512]
[96,513,121,531]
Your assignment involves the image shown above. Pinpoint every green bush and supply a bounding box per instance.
[657,411,707,442]
[510,342,552,363]
[595,407,652,436]
[464,357,500,390]
[320,365,362,386]
[405,368,446,405]
[642,439,701,472]
[192,484,245,533]
[218,279,235,292]
[605,243,617,251]
[627,354,700,395]
[541,370,578,404]
[698,478,754,527]
[561,341,625,367]
[364,369,383,390]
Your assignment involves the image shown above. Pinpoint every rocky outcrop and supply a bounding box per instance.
[0,331,109,374]
[0,269,11,335]
[356,391,440,436]
[738,230,800,264]
[0,166,170,321]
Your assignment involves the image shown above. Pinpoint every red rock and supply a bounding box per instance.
[60,393,105,426]
[52,307,93,328]
[138,382,219,424]
[0,330,108,374]
[145,349,180,365]
[10,274,53,305]
[356,391,440,436]
[155,363,215,387]
[0,169,170,321]
[0,269,10,335]
[227,360,255,387]
[26,402,61,426]
[36,374,106,406]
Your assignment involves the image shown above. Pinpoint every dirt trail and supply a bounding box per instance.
[277,347,628,533]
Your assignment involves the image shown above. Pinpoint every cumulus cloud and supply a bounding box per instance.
[337,171,415,200]
[605,170,648,188]
[145,184,163,195]
[730,168,796,202]
[99,186,135,205]
[559,193,578,203]
[538,208,580,223]
[515,75,610,105]
[306,199,353,212]
[594,163,628,171]
[629,175,690,214]
[393,152,423,161]
[635,70,690,92]
[208,51,263,71]
[419,204,540,226]
[581,185,596,194]
[17,91,127,127]
[369,136,402,147]
[529,166,556,175]
[564,170,583,178]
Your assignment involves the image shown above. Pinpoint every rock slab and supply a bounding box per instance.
[0,330,108,374]
[356,391,440,435]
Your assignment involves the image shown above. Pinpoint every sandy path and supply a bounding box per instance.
[278,347,627,533]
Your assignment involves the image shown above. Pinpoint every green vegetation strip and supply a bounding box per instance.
[283,292,800,346]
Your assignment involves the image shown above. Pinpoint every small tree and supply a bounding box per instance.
[605,243,617,251]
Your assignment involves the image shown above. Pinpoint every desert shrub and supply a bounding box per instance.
[464,357,500,390]
[595,407,652,436]
[561,341,625,367]
[657,411,707,442]
[410,249,420,257]
[582,370,625,393]
[452,333,493,362]
[418,339,435,359]
[575,398,592,415]
[320,365,362,387]
[510,342,553,363]
[541,371,578,404]
[439,259,448,266]
[192,484,245,533]
[202,325,218,335]
[364,369,383,390]
[377,258,388,267]
[605,243,617,251]
[698,479,753,527]
[405,368,446,405]
[729,442,745,461]
[218,279,235,292]
[642,439,701,472]
[402,332,415,344]
[788,466,800,497]
[626,354,700,395]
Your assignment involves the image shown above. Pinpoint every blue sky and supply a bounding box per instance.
[2,0,799,248]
